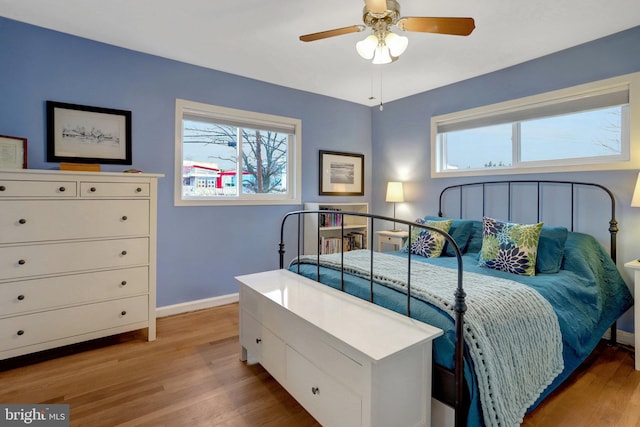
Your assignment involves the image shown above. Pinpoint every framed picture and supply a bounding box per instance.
[46,101,132,165]
[0,135,27,169]
[319,150,364,196]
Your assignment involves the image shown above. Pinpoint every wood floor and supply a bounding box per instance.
[0,303,638,426]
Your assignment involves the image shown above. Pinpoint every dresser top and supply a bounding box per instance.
[0,168,163,178]
[236,269,442,361]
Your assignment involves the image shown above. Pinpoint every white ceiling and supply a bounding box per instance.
[2,0,640,106]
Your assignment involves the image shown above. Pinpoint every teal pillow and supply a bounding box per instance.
[478,217,543,276]
[424,216,474,256]
[465,219,485,254]
[536,226,569,274]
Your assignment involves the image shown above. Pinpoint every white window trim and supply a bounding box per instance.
[174,99,302,206]
[431,72,640,178]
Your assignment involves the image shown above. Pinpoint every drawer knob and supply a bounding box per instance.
[17,330,24,336]
[121,280,127,286]
[17,294,25,301]
[18,218,27,225]
[58,186,66,192]
[121,250,127,256]
[18,259,26,265]
[255,338,262,344]
[0,185,5,191]
[311,386,320,395]
[136,187,142,193]
[121,215,128,221]
[121,310,127,316]
[90,187,97,192]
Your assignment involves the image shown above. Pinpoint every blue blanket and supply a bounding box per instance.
[289,231,633,426]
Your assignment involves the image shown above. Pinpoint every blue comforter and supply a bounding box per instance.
[289,231,633,426]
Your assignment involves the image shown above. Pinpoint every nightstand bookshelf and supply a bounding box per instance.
[376,230,409,252]
[303,203,368,255]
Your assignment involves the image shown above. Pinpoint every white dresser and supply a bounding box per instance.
[237,269,443,427]
[0,169,161,360]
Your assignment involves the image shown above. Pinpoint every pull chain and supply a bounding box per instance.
[368,65,376,101]
[379,67,384,111]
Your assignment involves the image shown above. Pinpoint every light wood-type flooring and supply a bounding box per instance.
[0,303,638,426]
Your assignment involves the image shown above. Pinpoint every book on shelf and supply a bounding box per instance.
[319,230,368,254]
[319,209,343,227]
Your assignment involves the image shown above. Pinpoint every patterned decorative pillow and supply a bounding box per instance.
[478,217,543,276]
[403,218,453,258]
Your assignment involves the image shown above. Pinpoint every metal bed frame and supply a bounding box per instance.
[278,180,618,427]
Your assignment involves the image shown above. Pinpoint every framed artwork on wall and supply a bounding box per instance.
[46,101,132,165]
[0,135,27,169]
[319,150,364,196]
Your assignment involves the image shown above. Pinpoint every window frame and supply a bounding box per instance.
[175,99,301,206]
[430,72,640,178]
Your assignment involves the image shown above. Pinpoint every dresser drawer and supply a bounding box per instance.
[80,182,149,197]
[0,200,149,243]
[0,238,149,280]
[286,345,362,427]
[0,267,149,317]
[0,295,148,351]
[0,179,77,197]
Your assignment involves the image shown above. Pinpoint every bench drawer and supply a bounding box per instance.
[286,345,362,427]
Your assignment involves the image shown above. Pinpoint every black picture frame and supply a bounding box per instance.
[319,150,364,196]
[46,101,132,165]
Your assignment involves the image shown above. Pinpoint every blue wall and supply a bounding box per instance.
[0,17,372,306]
[372,26,640,332]
[1,16,637,332]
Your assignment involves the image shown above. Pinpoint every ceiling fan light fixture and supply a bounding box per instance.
[385,31,408,57]
[372,44,392,65]
[356,34,378,59]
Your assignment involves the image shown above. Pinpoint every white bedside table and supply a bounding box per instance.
[376,230,409,252]
[623,259,639,370]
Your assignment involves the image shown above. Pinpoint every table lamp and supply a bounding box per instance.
[631,172,640,208]
[385,181,404,232]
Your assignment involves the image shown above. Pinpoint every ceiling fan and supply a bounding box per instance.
[299,0,475,64]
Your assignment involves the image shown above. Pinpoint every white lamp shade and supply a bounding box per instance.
[385,32,408,57]
[356,35,378,60]
[631,172,640,207]
[372,45,392,64]
[386,181,404,202]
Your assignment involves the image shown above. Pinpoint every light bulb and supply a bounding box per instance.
[356,35,378,60]
[385,32,408,57]
[372,45,392,65]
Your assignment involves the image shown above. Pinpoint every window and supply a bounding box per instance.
[175,99,301,206]
[431,72,640,177]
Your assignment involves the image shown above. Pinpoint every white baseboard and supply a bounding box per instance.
[155,296,635,349]
[156,293,239,318]
[602,328,634,347]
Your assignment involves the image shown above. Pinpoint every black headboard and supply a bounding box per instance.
[437,180,618,263]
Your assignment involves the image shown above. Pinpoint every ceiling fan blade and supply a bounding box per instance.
[397,17,475,36]
[365,0,387,14]
[299,25,365,42]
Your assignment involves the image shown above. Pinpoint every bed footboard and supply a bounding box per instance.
[279,210,468,427]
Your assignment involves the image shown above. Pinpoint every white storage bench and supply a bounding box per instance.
[236,269,442,427]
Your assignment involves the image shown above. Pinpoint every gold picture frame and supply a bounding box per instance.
[0,135,27,169]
